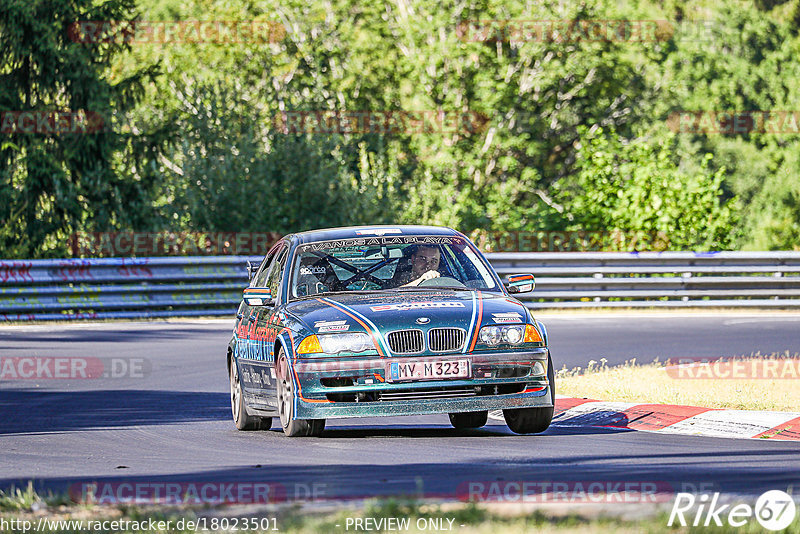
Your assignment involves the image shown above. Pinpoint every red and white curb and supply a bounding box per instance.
[489,396,800,441]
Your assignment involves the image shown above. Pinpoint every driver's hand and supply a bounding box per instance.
[420,270,440,281]
[401,270,440,287]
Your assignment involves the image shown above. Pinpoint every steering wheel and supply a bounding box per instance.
[346,280,382,291]
[418,276,467,288]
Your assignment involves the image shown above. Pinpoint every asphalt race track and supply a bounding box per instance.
[1,313,799,503]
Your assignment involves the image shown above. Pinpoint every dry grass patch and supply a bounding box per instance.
[557,353,800,412]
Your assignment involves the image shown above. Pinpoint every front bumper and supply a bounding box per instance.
[291,348,552,420]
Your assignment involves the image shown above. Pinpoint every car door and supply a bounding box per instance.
[255,243,289,409]
[236,244,282,411]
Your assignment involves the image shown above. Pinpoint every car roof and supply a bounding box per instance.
[287,225,460,245]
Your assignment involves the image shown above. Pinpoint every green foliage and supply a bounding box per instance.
[652,1,800,248]
[744,150,800,250]
[3,0,800,257]
[158,84,401,233]
[557,127,738,250]
[0,0,169,258]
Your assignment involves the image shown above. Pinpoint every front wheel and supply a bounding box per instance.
[449,411,488,429]
[230,358,271,431]
[276,349,326,437]
[504,354,555,435]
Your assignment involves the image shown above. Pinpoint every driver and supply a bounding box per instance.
[399,245,441,287]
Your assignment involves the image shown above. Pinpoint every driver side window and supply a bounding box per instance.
[265,247,288,297]
[252,245,282,288]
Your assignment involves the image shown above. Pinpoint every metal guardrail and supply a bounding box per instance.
[1,252,800,321]
[494,252,800,309]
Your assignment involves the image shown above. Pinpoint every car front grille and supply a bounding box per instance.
[378,387,476,401]
[386,329,424,354]
[324,383,528,402]
[428,328,467,352]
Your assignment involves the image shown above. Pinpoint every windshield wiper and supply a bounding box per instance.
[290,289,385,301]
[393,286,474,291]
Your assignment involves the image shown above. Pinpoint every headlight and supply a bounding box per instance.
[479,325,525,346]
[298,333,374,354]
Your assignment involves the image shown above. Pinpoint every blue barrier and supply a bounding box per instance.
[1,252,800,320]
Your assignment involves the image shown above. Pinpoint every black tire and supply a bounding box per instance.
[230,358,272,431]
[449,411,488,429]
[276,348,326,437]
[504,354,555,435]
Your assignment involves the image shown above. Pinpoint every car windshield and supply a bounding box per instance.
[289,235,498,298]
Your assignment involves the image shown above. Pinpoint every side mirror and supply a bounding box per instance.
[504,273,535,294]
[246,260,257,281]
[243,287,274,306]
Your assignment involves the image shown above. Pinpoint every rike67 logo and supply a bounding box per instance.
[669,490,796,530]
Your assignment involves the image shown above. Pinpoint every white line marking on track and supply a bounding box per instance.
[655,410,800,439]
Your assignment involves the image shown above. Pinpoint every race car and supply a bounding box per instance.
[227,225,554,436]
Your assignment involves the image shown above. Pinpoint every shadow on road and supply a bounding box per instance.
[0,389,229,435]
[0,325,232,345]
[3,456,799,504]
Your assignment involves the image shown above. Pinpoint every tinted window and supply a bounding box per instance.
[265,247,288,297]
[252,245,282,287]
[289,235,497,298]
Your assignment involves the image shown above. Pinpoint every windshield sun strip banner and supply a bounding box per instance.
[316,298,390,357]
[299,235,460,252]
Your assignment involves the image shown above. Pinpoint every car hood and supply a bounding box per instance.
[284,290,531,336]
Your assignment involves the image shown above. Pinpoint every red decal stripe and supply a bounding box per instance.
[282,327,331,404]
[468,291,483,352]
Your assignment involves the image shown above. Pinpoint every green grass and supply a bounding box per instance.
[3,490,800,533]
[0,482,73,513]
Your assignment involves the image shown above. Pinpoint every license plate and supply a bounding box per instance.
[387,359,470,382]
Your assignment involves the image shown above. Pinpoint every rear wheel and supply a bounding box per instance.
[276,348,326,437]
[230,358,271,431]
[449,411,488,429]
[504,354,555,435]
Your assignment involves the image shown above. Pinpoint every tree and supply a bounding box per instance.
[159,84,401,233]
[0,0,166,257]
[554,127,737,250]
